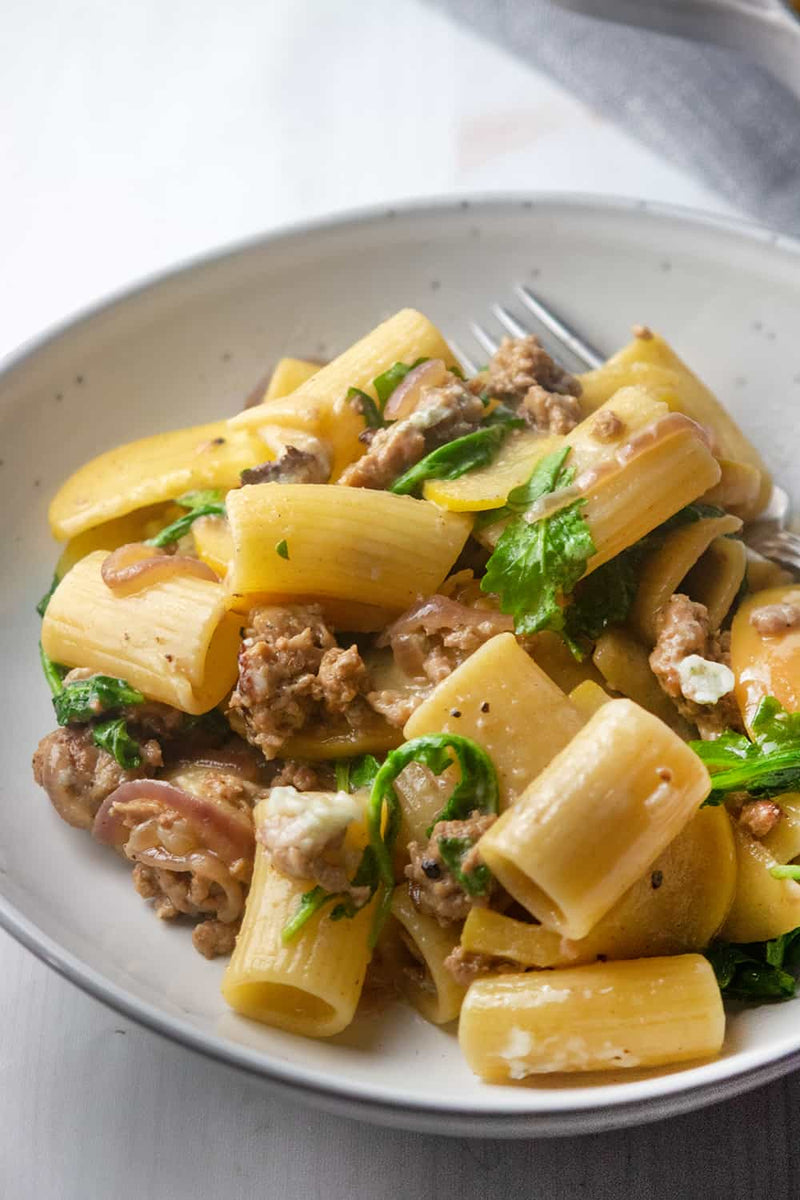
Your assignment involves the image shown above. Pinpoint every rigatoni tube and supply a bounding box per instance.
[222,800,374,1037]
[41,550,241,713]
[226,484,471,612]
[459,955,725,1081]
[230,308,458,479]
[478,699,711,939]
[404,633,584,807]
[383,886,466,1025]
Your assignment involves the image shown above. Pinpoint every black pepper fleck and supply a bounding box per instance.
[480,701,490,713]
[651,870,664,890]
[450,709,462,719]
[421,858,441,880]
[75,374,84,384]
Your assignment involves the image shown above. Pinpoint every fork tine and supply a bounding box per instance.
[470,321,500,357]
[448,337,479,375]
[491,303,530,339]
[515,285,604,370]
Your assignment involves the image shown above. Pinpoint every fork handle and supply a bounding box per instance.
[550,0,800,99]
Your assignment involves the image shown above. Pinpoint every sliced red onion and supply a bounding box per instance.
[378,594,513,647]
[383,359,449,421]
[101,543,217,594]
[93,779,254,862]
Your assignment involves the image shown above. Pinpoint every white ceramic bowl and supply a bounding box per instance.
[3,196,800,1137]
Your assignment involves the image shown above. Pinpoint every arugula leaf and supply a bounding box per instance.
[480,447,596,638]
[92,717,142,769]
[362,734,499,946]
[281,886,333,943]
[373,359,428,406]
[53,675,145,725]
[146,489,226,548]
[389,425,510,496]
[693,697,800,805]
[39,643,67,697]
[706,930,800,1000]
[334,754,382,795]
[345,359,432,430]
[562,548,640,656]
[36,574,60,618]
[437,836,492,897]
[351,754,381,790]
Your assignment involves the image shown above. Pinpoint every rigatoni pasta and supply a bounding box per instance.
[226,483,471,611]
[41,549,241,712]
[459,956,725,1081]
[33,306,800,1085]
[479,700,711,938]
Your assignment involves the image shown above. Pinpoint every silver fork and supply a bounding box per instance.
[451,285,800,576]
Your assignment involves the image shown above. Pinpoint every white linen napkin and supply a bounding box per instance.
[426,0,800,236]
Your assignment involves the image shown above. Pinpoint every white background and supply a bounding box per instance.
[1,1,795,1197]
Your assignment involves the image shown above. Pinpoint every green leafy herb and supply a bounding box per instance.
[182,707,231,740]
[281,734,499,946]
[36,574,60,618]
[146,489,226,548]
[91,717,142,769]
[480,447,596,639]
[275,539,289,560]
[437,836,492,897]
[366,734,499,944]
[39,643,67,697]
[706,929,800,1000]
[280,886,333,943]
[693,697,800,806]
[562,548,640,655]
[334,754,381,795]
[770,865,800,881]
[346,359,432,430]
[389,425,510,496]
[53,675,145,725]
[373,359,428,406]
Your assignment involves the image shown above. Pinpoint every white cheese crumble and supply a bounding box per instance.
[257,787,359,857]
[498,1029,640,1078]
[676,654,735,705]
[407,403,450,431]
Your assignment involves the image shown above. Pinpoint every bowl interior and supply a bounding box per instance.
[3,196,800,1132]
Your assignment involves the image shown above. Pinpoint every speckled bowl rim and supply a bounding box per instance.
[3,193,800,1138]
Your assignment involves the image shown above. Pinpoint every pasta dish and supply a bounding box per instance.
[32,309,800,1082]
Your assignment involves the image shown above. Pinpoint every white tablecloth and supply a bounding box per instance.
[1,2,793,1196]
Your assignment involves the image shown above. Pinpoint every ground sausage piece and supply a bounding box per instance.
[229,605,372,758]
[32,726,161,830]
[318,645,372,714]
[192,918,240,959]
[591,409,625,443]
[405,811,497,926]
[268,759,335,792]
[750,602,800,636]
[338,375,485,491]
[738,799,783,839]
[484,334,583,435]
[520,385,583,435]
[649,594,744,739]
[443,946,510,987]
[240,445,329,486]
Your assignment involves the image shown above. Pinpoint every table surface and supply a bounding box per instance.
[1,1,794,1196]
